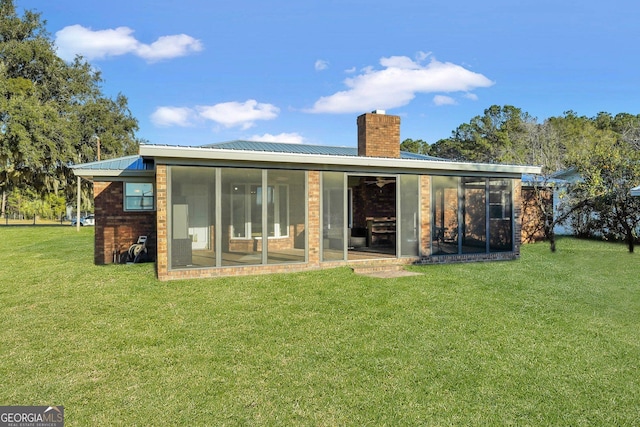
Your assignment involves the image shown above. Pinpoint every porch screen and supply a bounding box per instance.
[432,176,514,255]
[321,172,345,261]
[169,166,216,269]
[267,170,306,264]
[399,174,420,257]
[489,179,513,252]
[221,168,263,266]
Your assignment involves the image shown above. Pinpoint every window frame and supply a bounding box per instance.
[123,182,155,211]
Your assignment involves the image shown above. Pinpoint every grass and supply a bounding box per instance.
[1,226,639,426]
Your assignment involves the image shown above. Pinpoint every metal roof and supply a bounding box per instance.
[139,143,541,176]
[203,140,445,161]
[71,155,154,179]
[71,155,150,171]
[72,141,542,179]
[521,173,568,187]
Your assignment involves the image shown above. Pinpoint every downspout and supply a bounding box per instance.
[76,176,81,232]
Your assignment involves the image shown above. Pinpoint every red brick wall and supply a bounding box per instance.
[94,181,156,264]
[357,113,401,158]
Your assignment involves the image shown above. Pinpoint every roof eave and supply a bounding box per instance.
[139,145,541,175]
[72,169,155,180]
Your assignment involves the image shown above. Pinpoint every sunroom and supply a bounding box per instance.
[72,111,540,280]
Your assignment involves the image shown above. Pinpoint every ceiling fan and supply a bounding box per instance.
[364,177,396,187]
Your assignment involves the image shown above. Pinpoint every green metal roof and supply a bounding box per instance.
[203,140,445,161]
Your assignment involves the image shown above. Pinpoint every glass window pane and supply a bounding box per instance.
[168,166,215,269]
[399,175,419,257]
[267,170,305,264]
[462,178,487,254]
[124,182,154,211]
[432,176,459,255]
[489,179,513,252]
[322,172,345,261]
[222,169,262,266]
[231,185,246,238]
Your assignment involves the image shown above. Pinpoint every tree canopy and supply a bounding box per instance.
[0,0,142,217]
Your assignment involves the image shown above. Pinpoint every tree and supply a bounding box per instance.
[0,0,142,215]
[566,130,640,252]
[428,105,536,163]
[400,138,430,155]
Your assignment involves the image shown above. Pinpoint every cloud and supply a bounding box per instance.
[433,95,457,106]
[151,100,279,130]
[55,25,203,62]
[150,107,196,127]
[197,100,279,130]
[315,59,329,71]
[464,93,479,101]
[248,132,305,144]
[306,54,494,114]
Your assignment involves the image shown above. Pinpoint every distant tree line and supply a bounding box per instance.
[0,0,143,221]
[402,105,640,252]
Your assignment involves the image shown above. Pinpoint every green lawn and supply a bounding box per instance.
[1,227,639,426]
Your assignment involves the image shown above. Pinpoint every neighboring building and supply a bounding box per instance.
[72,112,541,280]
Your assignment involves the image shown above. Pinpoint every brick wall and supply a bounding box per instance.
[156,165,168,278]
[357,113,401,158]
[521,186,552,243]
[419,175,431,257]
[94,181,156,264]
[513,179,522,257]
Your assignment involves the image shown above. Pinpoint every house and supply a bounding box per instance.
[72,111,541,280]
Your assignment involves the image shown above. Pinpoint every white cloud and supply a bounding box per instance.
[315,59,329,71]
[464,93,479,101]
[344,66,357,74]
[433,95,457,106]
[55,25,203,62]
[196,100,280,130]
[151,106,196,127]
[248,132,305,144]
[136,34,203,62]
[306,54,494,114]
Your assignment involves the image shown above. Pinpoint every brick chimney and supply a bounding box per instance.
[357,110,401,158]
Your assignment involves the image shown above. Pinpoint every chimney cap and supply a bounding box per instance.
[371,109,386,115]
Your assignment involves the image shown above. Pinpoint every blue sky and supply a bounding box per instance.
[22,0,640,147]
